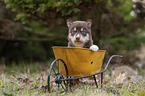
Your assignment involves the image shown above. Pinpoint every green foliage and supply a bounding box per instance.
[108,37,126,51]
[107,0,135,22]
[117,0,135,21]
[4,0,137,24]
[3,0,85,23]
[107,27,145,52]
[29,21,50,34]
[15,13,30,24]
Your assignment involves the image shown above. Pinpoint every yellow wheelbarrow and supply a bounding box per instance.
[47,46,122,92]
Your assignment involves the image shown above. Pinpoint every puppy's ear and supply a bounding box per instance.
[86,19,92,29]
[67,19,72,28]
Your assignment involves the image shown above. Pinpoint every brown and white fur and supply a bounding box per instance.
[67,19,99,51]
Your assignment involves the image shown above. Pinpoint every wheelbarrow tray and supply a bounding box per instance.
[52,46,106,77]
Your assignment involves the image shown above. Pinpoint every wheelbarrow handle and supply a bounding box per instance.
[104,55,123,71]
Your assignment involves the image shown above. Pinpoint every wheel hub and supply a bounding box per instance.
[55,75,62,84]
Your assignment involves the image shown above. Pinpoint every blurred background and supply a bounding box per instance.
[0,0,144,68]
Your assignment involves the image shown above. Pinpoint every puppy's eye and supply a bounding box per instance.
[72,31,76,34]
[81,31,85,34]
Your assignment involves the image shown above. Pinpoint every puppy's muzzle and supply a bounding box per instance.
[76,37,80,41]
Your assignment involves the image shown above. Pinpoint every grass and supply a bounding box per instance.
[0,61,145,96]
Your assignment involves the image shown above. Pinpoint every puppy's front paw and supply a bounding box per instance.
[90,45,99,52]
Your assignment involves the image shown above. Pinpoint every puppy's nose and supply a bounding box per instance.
[76,37,80,41]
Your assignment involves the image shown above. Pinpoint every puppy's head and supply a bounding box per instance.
[67,19,93,48]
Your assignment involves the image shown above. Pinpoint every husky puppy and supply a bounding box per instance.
[67,19,99,51]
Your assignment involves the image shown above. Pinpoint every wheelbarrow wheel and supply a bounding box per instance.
[47,59,69,93]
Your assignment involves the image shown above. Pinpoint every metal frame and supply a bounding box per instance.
[47,59,69,92]
[47,55,123,92]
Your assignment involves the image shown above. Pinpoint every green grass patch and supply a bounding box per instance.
[0,63,145,96]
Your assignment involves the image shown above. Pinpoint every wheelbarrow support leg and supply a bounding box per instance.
[69,76,72,91]
[93,75,98,88]
[101,73,103,88]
